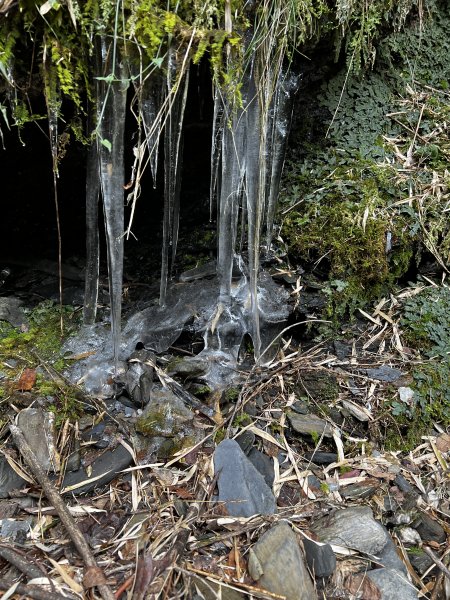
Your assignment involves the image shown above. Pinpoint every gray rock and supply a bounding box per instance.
[125,348,155,405]
[248,522,316,600]
[247,448,275,488]
[312,507,406,573]
[235,431,255,454]
[0,456,27,498]
[303,538,336,577]
[408,549,435,576]
[136,386,195,438]
[61,444,133,495]
[214,440,276,517]
[0,296,27,327]
[364,366,405,383]
[287,411,333,438]
[0,518,31,543]
[17,408,60,472]
[305,451,337,465]
[367,568,419,599]
[412,512,446,544]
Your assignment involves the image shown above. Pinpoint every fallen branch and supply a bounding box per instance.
[9,423,115,600]
[0,545,45,581]
[0,579,68,600]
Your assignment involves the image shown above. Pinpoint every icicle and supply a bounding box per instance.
[160,47,189,306]
[264,71,298,250]
[96,36,128,366]
[142,75,163,188]
[83,132,100,325]
[210,85,224,221]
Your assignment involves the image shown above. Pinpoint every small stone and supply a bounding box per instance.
[412,512,446,544]
[302,538,336,577]
[367,568,419,599]
[291,400,309,414]
[0,456,27,499]
[397,527,422,546]
[136,386,194,437]
[62,444,133,495]
[248,522,316,600]
[339,478,379,499]
[247,448,275,488]
[214,440,276,517]
[17,408,60,472]
[408,549,435,576]
[364,366,405,383]
[305,451,337,465]
[287,412,333,438]
[0,518,30,543]
[0,297,28,327]
[398,387,415,405]
[235,431,255,454]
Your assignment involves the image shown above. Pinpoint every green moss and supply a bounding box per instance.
[224,387,240,402]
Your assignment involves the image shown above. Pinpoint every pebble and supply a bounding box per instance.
[302,537,336,578]
[0,456,27,499]
[248,521,317,600]
[213,439,276,517]
[287,411,333,438]
[17,408,60,472]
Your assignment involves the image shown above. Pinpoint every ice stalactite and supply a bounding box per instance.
[160,47,189,306]
[142,75,163,188]
[211,37,298,359]
[96,36,128,366]
[83,132,100,325]
[264,71,298,251]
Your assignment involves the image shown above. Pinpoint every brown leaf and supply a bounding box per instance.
[83,566,108,589]
[344,573,381,600]
[436,433,450,453]
[16,368,36,391]
[172,486,194,500]
[133,554,155,600]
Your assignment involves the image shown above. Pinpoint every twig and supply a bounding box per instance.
[0,580,68,600]
[423,546,450,581]
[0,545,45,581]
[9,423,116,600]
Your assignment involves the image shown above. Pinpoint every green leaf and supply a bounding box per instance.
[101,138,112,152]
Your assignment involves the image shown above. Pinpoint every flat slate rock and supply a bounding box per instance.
[17,408,60,472]
[247,448,275,488]
[364,366,405,382]
[367,568,419,599]
[0,456,27,499]
[303,538,336,578]
[61,444,133,495]
[214,439,276,517]
[248,521,316,600]
[0,297,28,327]
[305,451,337,465]
[312,507,406,574]
[412,512,446,544]
[287,411,333,438]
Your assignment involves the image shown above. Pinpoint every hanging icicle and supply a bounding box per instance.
[96,35,128,367]
[160,46,190,306]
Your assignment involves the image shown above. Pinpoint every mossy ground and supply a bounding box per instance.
[0,300,84,424]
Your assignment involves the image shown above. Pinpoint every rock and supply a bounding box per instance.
[248,522,316,600]
[302,538,336,577]
[291,400,309,414]
[408,549,435,576]
[61,444,133,495]
[124,348,155,405]
[287,412,333,438]
[0,518,31,543]
[0,456,27,498]
[166,356,209,379]
[17,408,60,472]
[364,366,405,383]
[367,568,419,599]
[339,478,379,499]
[398,387,415,406]
[333,340,352,360]
[312,507,388,554]
[412,512,446,544]
[235,431,255,454]
[305,451,337,465]
[247,448,275,488]
[0,296,27,327]
[136,386,195,438]
[214,439,276,517]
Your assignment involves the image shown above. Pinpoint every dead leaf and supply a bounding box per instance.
[48,558,83,594]
[345,572,381,599]
[436,433,450,453]
[133,555,155,600]
[83,566,108,589]
[172,486,194,500]
[16,368,36,391]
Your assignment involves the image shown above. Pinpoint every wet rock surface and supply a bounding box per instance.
[17,408,60,472]
[287,411,333,438]
[213,439,276,517]
[0,456,27,498]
